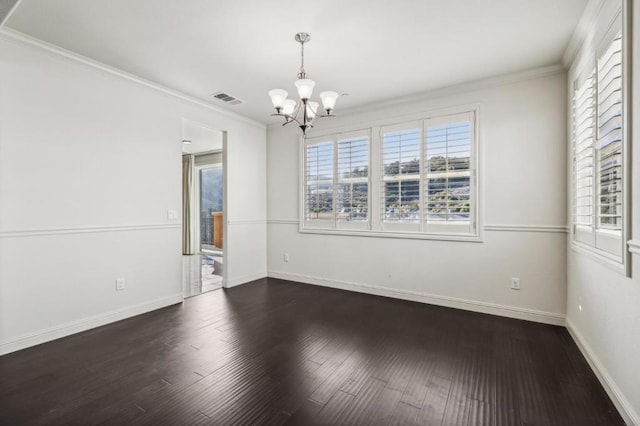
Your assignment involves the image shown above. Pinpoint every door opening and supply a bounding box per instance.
[181,120,226,298]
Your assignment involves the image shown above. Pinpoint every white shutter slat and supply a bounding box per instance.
[573,72,595,228]
[305,142,334,222]
[337,136,369,224]
[381,127,422,225]
[596,32,623,231]
[425,121,472,224]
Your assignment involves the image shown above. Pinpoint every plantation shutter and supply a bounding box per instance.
[593,19,624,258]
[336,132,370,229]
[572,71,595,245]
[596,31,623,232]
[424,112,475,234]
[380,122,422,232]
[304,138,334,227]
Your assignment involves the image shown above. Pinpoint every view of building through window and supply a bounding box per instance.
[199,165,223,247]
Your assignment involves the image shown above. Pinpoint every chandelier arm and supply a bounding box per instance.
[283,115,302,126]
[292,100,303,120]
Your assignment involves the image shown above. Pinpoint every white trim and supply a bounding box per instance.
[566,318,640,426]
[562,0,607,67]
[269,219,570,236]
[484,224,569,233]
[299,227,482,243]
[267,219,300,225]
[0,223,181,238]
[0,0,23,27]
[268,271,565,326]
[227,219,267,225]
[0,293,183,355]
[627,240,640,254]
[225,272,266,288]
[268,64,565,131]
[571,242,626,274]
[0,28,265,130]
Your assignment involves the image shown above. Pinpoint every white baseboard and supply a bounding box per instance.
[0,293,183,356]
[225,272,267,288]
[268,271,565,326]
[566,318,639,426]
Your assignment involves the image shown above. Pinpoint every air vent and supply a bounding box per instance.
[210,91,245,105]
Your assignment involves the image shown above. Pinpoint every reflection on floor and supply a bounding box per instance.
[182,253,223,298]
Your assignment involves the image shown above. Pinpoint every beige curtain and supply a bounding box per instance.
[182,154,194,255]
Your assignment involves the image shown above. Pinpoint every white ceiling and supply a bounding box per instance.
[5,0,589,124]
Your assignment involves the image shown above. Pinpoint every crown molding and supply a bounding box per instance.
[268,63,565,130]
[0,0,22,27]
[0,27,266,130]
[562,0,606,68]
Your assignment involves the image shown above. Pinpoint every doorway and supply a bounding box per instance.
[181,120,226,298]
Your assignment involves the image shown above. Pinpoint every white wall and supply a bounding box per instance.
[564,1,640,424]
[0,31,267,354]
[267,69,568,325]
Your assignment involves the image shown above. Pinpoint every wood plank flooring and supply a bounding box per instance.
[0,278,624,425]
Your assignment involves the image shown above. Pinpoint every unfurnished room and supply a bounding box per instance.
[0,0,639,425]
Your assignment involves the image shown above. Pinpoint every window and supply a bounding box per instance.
[596,32,623,232]
[425,116,474,234]
[305,141,334,224]
[571,13,626,261]
[302,108,478,240]
[304,132,371,229]
[573,72,595,231]
[337,135,369,226]
[381,124,421,229]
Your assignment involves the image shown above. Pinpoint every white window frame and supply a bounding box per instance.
[299,105,481,242]
[570,4,631,274]
[302,130,372,231]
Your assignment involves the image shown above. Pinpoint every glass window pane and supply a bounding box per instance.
[382,128,420,223]
[337,136,369,222]
[425,121,471,224]
[306,142,333,221]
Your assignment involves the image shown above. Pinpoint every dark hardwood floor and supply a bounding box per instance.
[0,278,623,425]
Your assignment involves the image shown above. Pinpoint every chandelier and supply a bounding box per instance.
[268,33,340,136]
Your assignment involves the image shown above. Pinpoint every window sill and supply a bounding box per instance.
[299,227,483,243]
[570,241,627,275]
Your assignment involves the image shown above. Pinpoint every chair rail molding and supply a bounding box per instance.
[0,223,181,238]
[627,240,640,255]
[484,224,569,233]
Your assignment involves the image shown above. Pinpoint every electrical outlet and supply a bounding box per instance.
[511,277,521,290]
[116,278,126,291]
[284,253,290,262]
